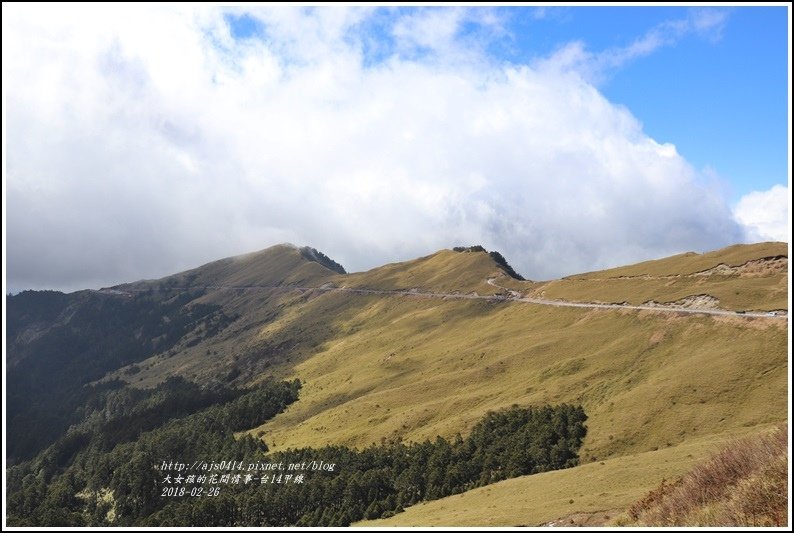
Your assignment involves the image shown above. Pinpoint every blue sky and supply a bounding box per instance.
[5,5,791,291]
[542,6,788,201]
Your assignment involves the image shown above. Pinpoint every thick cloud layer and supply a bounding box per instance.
[4,6,779,292]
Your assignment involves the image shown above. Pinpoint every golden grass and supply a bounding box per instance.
[249,291,787,465]
[567,242,787,279]
[114,243,787,463]
[340,249,506,294]
[518,242,788,311]
[357,426,773,527]
[533,273,787,311]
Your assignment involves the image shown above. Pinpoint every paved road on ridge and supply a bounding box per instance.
[103,279,786,320]
[482,278,784,319]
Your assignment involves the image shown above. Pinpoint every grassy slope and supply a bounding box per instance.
[358,426,773,527]
[341,249,507,294]
[619,425,787,526]
[252,295,786,463]
[520,242,788,311]
[112,247,508,388]
[119,241,785,462]
[100,242,787,526]
[109,245,347,387]
[569,242,787,278]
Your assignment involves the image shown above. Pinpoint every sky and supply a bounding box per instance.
[3,4,791,292]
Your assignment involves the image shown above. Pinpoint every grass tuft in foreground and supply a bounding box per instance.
[621,425,787,526]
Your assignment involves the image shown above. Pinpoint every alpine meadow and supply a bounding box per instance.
[4,4,791,530]
[6,242,788,526]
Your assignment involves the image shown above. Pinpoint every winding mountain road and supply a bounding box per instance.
[105,278,786,320]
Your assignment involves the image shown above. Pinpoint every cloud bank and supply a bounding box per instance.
[734,185,790,243]
[4,6,783,292]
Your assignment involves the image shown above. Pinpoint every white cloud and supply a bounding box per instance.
[734,185,790,243]
[539,8,729,83]
[390,7,506,63]
[5,5,748,291]
[690,8,729,41]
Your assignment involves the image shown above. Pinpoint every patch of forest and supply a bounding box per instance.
[7,376,585,527]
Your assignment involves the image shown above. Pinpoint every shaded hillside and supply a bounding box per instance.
[6,379,301,526]
[5,244,343,462]
[5,287,227,462]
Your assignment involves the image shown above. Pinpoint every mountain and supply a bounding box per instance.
[119,243,340,291]
[5,244,343,462]
[5,242,788,526]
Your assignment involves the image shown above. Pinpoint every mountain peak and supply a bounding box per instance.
[452,245,525,280]
[299,246,347,275]
[120,243,342,292]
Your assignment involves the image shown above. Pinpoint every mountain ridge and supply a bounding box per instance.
[12,241,788,298]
